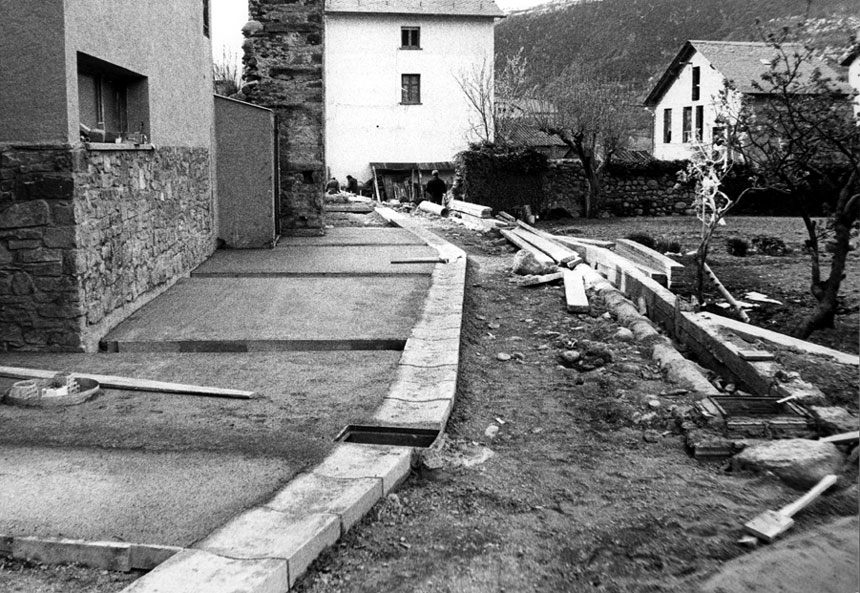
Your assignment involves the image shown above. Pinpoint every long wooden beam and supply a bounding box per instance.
[500,229,555,265]
[510,228,581,266]
[0,366,257,399]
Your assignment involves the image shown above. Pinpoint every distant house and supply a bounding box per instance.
[0,1,217,351]
[842,46,860,118]
[644,40,846,161]
[324,0,504,183]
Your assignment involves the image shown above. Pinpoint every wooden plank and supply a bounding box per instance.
[697,312,859,367]
[510,227,580,266]
[551,235,615,249]
[738,349,775,361]
[500,229,554,265]
[497,211,517,223]
[615,238,684,281]
[520,271,563,286]
[562,268,590,313]
[0,366,257,399]
[449,199,492,218]
[820,431,860,444]
[390,256,447,264]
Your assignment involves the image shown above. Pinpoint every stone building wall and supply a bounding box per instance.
[73,147,213,348]
[542,160,696,217]
[242,0,326,235]
[0,145,214,352]
[0,146,81,350]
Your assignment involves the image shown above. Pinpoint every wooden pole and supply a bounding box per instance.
[704,262,750,323]
[372,166,382,203]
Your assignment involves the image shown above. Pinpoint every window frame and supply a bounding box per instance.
[662,108,672,143]
[400,26,421,49]
[682,106,693,143]
[203,0,210,37]
[77,53,150,144]
[401,73,421,105]
[695,105,704,142]
[692,66,700,101]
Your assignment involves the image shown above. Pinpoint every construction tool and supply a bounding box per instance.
[743,474,838,542]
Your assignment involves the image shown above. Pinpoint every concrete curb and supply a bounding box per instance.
[0,536,181,572]
[112,209,466,592]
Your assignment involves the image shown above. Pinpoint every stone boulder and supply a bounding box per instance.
[511,250,555,276]
[732,438,843,489]
[809,406,860,436]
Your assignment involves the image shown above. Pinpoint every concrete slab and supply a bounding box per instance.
[0,445,296,547]
[314,443,414,495]
[102,276,429,350]
[121,549,288,593]
[265,474,382,532]
[192,245,436,277]
[278,227,425,246]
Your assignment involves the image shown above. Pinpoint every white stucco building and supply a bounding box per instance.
[644,40,846,161]
[324,0,503,181]
[842,47,859,119]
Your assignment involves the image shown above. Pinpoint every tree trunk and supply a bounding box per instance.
[577,145,601,219]
[795,175,859,339]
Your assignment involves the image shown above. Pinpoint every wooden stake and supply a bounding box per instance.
[704,262,751,323]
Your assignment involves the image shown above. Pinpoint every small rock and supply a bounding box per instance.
[484,424,500,439]
[616,362,641,374]
[512,352,526,360]
[614,327,634,342]
[496,352,512,361]
[647,399,661,409]
[601,312,612,319]
[512,250,556,276]
[558,350,581,366]
[643,429,662,443]
[732,438,844,489]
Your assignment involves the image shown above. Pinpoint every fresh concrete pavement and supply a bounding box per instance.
[0,214,466,591]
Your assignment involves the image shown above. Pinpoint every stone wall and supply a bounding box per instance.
[73,146,214,348]
[0,144,214,352]
[242,0,325,235]
[1,146,81,350]
[542,160,696,218]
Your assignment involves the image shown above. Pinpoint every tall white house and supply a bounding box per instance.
[644,40,847,161]
[324,0,503,181]
[842,47,859,119]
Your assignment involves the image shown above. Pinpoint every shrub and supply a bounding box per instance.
[726,237,749,257]
[625,232,656,250]
[751,235,789,256]
[654,236,682,254]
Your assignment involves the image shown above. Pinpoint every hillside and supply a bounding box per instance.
[495,0,859,94]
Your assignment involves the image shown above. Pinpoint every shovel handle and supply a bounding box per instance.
[780,475,838,518]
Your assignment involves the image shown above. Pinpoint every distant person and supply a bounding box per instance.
[325,177,340,194]
[362,178,375,197]
[424,170,447,205]
[346,175,359,194]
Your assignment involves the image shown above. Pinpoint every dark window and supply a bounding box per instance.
[662,108,672,143]
[695,105,704,142]
[401,74,421,104]
[682,106,692,142]
[77,53,149,143]
[401,27,420,49]
[203,0,210,37]
[692,66,700,101]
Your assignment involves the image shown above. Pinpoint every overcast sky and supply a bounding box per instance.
[211,0,551,66]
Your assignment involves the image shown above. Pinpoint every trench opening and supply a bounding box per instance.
[335,424,440,448]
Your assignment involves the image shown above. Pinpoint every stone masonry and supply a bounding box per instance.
[542,160,696,218]
[1,145,213,351]
[242,0,326,235]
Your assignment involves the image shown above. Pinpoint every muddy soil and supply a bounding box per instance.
[291,214,858,593]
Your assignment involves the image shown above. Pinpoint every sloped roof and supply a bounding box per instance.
[644,40,847,107]
[326,0,504,17]
[503,121,567,147]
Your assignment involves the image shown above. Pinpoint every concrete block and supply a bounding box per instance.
[393,359,459,386]
[129,544,183,570]
[372,397,453,430]
[314,443,414,495]
[387,377,458,402]
[265,473,382,532]
[120,549,287,593]
[12,537,131,572]
[398,342,459,368]
[198,509,340,587]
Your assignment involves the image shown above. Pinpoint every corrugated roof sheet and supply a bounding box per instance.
[326,0,504,17]
[503,121,567,147]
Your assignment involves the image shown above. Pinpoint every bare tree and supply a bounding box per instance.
[456,50,534,145]
[214,48,242,97]
[530,61,638,218]
[719,28,859,338]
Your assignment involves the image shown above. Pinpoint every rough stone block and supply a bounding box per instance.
[732,438,844,489]
[372,397,453,431]
[0,200,50,228]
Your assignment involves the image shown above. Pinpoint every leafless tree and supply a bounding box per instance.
[719,27,859,338]
[530,61,638,218]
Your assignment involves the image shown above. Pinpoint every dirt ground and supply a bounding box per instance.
[2,212,857,592]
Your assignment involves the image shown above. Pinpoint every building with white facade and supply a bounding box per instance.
[842,47,860,119]
[644,40,846,161]
[324,0,503,182]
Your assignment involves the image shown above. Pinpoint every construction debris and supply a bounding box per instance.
[562,268,589,313]
[518,271,563,286]
[418,200,449,217]
[448,199,493,219]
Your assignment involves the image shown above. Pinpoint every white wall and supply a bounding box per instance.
[651,51,728,161]
[325,13,495,180]
[848,55,860,119]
